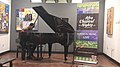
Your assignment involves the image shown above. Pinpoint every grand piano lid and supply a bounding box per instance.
[33,6,74,33]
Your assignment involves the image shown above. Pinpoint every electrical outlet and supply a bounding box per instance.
[2,44,4,47]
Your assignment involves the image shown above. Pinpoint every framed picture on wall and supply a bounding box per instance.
[16,8,38,31]
[0,3,9,33]
[106,7,114,37]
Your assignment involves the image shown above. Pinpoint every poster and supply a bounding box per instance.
[0,4,9,33]
[106,7,114,37]
[16,8,38,31]
[74,2,99,64]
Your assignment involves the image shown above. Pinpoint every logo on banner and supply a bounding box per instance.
[77,14,98,30]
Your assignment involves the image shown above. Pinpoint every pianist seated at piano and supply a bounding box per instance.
[19,23,36,60]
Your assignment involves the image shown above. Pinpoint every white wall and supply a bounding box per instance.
[104,0,120,63]
[0,0,11,53]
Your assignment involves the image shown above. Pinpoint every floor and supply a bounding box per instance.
[0,52,119,67]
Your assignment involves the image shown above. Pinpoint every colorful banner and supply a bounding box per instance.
[16,8,38,31]
[74,2,99,64]
[0,4,9,33]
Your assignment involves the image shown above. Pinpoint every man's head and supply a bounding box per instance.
[28,23,35,30]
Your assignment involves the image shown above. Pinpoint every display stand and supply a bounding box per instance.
[70,39,98,67]
[71,2,99,67]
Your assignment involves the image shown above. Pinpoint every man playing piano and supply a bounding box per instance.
[19,23,36,60]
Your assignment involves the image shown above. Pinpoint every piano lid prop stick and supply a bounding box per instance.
[33,15,39,26]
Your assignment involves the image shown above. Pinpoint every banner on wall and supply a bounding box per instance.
[0,4,9,33]
[74,2,99,64]
[16,8,38,31]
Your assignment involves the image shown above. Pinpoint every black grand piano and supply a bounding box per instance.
[20,6,75,61]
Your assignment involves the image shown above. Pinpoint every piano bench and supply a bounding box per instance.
[0,58,16,67]
[16,45,28,60]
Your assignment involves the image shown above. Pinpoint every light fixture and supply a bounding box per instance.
[58,0,67,3]
[30,0,42,3]
[46,0,56,3]
[72,0,82,3]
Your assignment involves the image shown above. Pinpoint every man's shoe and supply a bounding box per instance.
[31,55,37,60]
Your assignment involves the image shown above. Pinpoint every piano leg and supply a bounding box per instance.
[36,44,43,60]
[37,45,40,58]
[64,46,68,61]
[48,43,52,58]
[40,44,43,59]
